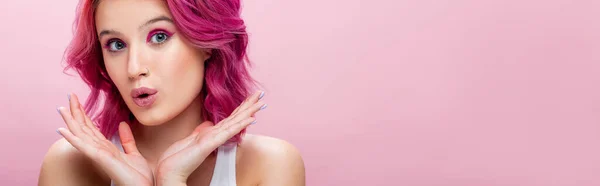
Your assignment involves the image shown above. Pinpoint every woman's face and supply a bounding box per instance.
[95,0,210,126]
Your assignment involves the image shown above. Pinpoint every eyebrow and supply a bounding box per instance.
[98,15,174,39]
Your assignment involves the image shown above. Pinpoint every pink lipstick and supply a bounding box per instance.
[131,87,158,107]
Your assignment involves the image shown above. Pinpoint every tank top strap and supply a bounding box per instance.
[110,133,124,153]
[109,133,123,186]
[209,144,238,186]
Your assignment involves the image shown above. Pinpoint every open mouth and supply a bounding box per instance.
[137,93,151,98]
[131,87,158,107]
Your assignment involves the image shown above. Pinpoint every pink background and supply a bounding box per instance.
[1,0,599,185]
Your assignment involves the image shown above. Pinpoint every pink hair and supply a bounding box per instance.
[63,0,258,143]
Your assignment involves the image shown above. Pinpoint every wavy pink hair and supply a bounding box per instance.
[63,0,258,143]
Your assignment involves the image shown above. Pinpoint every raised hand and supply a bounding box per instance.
[56,93,153,186]
[154,91,267,185]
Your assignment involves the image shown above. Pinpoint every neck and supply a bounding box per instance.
[133,95,205,163]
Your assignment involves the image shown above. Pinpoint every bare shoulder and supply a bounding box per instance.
[238,134,305,186]
[240,134,304,161]
[38,138,108,186]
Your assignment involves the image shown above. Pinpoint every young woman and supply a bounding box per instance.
[38,0,305,185]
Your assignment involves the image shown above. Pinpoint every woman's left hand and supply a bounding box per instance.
[154,91,267,185]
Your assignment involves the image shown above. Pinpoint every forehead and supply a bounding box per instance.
[95,0,171,31]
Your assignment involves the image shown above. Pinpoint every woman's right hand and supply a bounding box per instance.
[56,93,153,186]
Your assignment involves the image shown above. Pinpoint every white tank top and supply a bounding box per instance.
[109,134,237,186]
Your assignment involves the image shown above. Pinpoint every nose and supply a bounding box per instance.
[127,44,150,80]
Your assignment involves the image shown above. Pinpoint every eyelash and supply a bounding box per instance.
[103,29,174,53]
[147,29,173,44]
[102,38,124,53]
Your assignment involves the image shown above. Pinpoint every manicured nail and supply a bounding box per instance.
[258,91,265,100]
[250,120,257,125]
[56,129,61,135]
[56,107,61,114]
[67,93,71,101]
[260,103,268,110]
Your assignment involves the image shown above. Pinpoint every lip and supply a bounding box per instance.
[131,87,158,107]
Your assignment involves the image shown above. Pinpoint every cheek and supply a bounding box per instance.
[159,44,206,84]
[102,55,130,94]
[105,63,122,82]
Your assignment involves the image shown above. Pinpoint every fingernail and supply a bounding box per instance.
[251,120,257,125]
[56,107,61,114]
[56,129,61,135]
[260,103,268,110]
[67,93,71,101]
[258,91,265,100]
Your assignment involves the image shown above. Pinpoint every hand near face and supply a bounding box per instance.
[154,91,267,185]
[57,94,154,186]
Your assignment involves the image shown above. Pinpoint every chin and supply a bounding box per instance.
[135,117,164,126]
[130,105,174,127]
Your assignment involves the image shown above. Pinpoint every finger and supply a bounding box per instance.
[57,107,84,136]
[232,90,264,116]
[216,117,255,142]
[69,94,98,144]
[57,127,97,158]
[230,91,257,115]
[118,122,141,155]
[59,128,134,182]
[229,99,246,116]
[228,101,266,125]
[69,93,86,125]
[237,90,263,112]
[80,104,107,141]
[72,94,97,140]
[79,125,101,144]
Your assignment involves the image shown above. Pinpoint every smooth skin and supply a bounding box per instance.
[38,0,305,185]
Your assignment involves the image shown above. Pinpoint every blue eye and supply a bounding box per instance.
[150,32,169,44]
[106,39,126,52]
